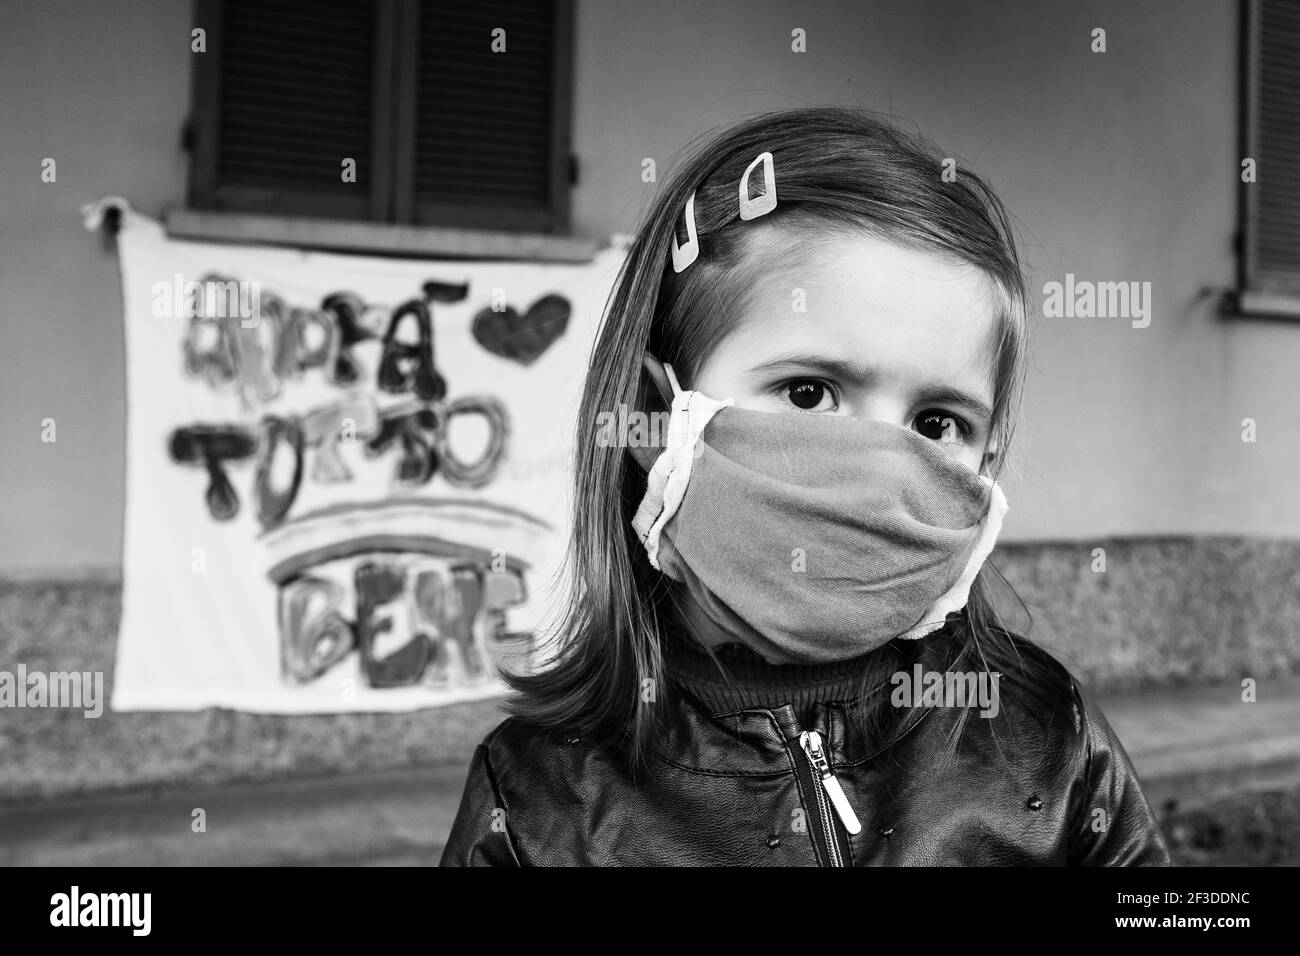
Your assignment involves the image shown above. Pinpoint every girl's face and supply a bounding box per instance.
[692,232,999,475]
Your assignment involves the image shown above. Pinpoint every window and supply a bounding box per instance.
[187,0,574,234]
[1238,0,1300,313]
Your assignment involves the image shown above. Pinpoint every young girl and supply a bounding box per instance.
[440,106,1171,867]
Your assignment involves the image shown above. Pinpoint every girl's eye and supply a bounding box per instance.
[915,410,968,444]
[783,379,837,412]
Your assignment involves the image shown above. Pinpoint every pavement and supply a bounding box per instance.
[0,765,468,866]
[3,674,1299,866]
[1092,674,1300,814]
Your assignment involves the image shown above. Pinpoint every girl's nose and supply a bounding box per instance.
[848,397,910,430]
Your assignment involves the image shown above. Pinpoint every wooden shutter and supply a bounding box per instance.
[189,0,572,232]
[393,0,573,233]
[1241,0,1300,301]
[190,0,393,221]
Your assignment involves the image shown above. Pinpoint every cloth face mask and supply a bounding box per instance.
[631,365,1009,664]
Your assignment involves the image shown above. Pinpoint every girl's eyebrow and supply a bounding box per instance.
[913,385,994,423]
[748,354,994,421]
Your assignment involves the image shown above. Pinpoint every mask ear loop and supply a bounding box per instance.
[642,353,683,405]
[630,360,733,570]
[662,363,684,397]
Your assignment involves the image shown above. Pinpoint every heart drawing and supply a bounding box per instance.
[471,294,571,366]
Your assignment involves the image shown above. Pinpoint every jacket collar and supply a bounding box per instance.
[661,622,877,727]
[654,621,968,772]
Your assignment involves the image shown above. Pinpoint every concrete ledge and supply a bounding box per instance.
[0,765,468,866]
[991,536,1300,689]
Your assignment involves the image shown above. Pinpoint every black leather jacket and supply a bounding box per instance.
[440,628,1171,867]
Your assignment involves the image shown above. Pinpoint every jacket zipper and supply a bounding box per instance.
[791,729,861,866]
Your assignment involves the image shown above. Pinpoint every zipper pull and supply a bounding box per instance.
[800,730,862,835]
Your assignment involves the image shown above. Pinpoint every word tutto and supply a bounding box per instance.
[50,886,151,936]
[0,665,103,718]
[890,664,1001,718]
[1042,274,1152,328]
[170,395,509,527]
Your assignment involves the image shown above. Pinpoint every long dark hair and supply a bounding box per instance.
[502,106,1075,775]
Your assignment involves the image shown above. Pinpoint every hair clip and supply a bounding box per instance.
[738,151,777,221]
[671,151,777,273]
[670,191,699,273]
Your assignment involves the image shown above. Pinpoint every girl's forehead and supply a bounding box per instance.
[732,233,1000,391]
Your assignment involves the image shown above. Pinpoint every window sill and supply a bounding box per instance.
[1221,288,1300,320]
[163,208,601,263]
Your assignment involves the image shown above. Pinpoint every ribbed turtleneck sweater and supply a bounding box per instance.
[660,623,883,726]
